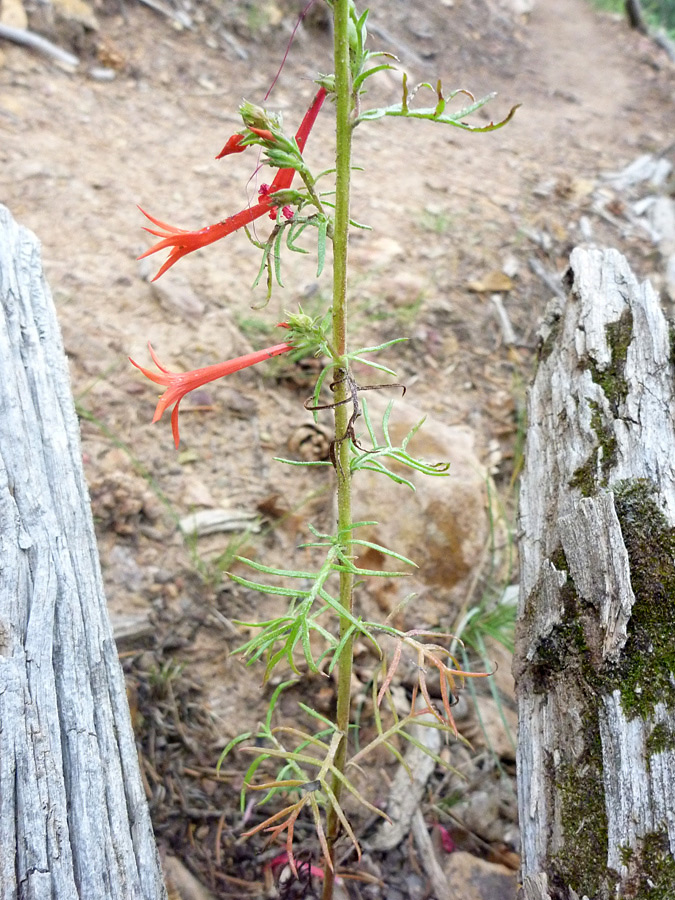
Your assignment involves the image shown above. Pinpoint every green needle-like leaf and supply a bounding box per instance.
[273,224,284,287]
[234,556,318,579]
[348,355,398,376]
[353,63,397,92]
[317,216,327,277]
[229,573,309,597]
[273,457,332,467]
[348,539,418,567]
[217,731,252,775]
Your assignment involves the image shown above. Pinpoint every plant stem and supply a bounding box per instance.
[322,1,353,897]
[298,172,334,238]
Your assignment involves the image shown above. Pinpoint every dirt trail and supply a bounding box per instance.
[516,0,633,152]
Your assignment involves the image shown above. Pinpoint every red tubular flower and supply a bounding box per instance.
[138,203,277,280]
[130,336,294,448]
[139,87,327,281]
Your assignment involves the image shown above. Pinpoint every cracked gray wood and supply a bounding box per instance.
[515,247,675,899]
[0,204,166,899]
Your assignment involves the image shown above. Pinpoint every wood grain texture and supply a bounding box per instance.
[0,204,166,899]
[515,247,675,899]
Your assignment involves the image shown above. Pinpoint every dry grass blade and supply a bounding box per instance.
[376,629,491,730]
[241,797,306,876]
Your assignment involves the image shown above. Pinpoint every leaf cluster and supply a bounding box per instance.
[324,0,398,95]
[230,522,417,681]
[349,397,449,488]
[218,682,388,875]
[247,206,330,305]
[358,72,520,132]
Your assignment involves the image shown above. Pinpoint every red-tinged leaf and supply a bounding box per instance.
[438,824,456,853]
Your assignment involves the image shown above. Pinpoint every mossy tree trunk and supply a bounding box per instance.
[0,204,166,899]
[515,247,675,900]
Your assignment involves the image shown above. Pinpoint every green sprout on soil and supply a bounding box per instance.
[131,1,516,895]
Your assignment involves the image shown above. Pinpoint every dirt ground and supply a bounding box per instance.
[2,0,675,896]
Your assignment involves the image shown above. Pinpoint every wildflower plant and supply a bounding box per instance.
[132,1,516,895]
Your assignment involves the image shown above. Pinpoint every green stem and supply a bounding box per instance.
[322,1,353,897]
[298,172,334,239]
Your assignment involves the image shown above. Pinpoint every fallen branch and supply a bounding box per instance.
[527,257,565,300]
[624,0,675,62]
[490,293,518,346]
[136,0,192,29]
[366,711,441,852]
[652,28,675,63]
[0,23,78,67]
[411,808,451,900]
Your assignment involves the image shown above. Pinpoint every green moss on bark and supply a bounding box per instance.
[638,831,675,898]
[531,479,675,896]
[553,717,614,898]
[570,309,633,497]
[646,722,675,758]
[586,308,633,414]
[608,479,675,718]
[570,402,618,497]
[539,309,563,363]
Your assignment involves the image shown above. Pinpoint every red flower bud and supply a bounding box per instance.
[215,133,246,159]
[139,88,327,280]
[248,127,276,142]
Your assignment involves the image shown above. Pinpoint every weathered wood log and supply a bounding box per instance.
[0,204,167,899]
[625,0,649,33]
[623,0,675,62]
[515,247,675,899]
[0,24,79,68]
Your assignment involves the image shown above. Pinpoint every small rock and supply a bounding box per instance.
[665,253,675,302]
[223,388,257,418]
[442,851,517,900]
[402,872,426,900]
[532,178,556,198]
[459,694,517,761]
[352,396,487,625]
[88,66,116,81]
[501,254,519,279]
[467,272,514,293]
[52,0,98,29]
[603,153,672,190]
[163,853,216,900]
[180,477,216,509]
[578,216,593,241]
[153,568,175,585]
[111,611,154,646]
[350,235,404,268]
[458,789,502,841]
[648,196,675,253]
[106,543,148,593]
[178,508,260,537]
[0,0,27,29]
[150,272,205,320]
[499,0,534,12]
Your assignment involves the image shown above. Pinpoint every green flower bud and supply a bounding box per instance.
[239,100,282,132]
